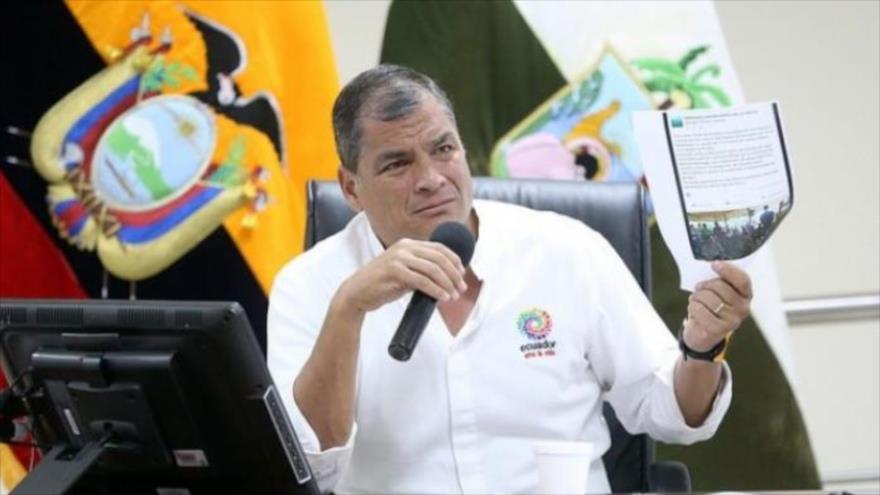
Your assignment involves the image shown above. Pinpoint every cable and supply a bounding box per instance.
[0,367,35,444]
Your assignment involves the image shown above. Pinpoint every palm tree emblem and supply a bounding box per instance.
[632,45,731,109]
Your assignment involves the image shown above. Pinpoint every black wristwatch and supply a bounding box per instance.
[678,325,731,363]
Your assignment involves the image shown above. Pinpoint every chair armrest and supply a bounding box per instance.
[648,460,692,492]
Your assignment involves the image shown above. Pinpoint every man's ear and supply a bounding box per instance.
[338,166,363,212]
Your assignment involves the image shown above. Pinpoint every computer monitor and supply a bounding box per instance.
[0,299,319,495]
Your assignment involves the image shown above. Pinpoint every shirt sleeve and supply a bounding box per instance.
[580,230,732,444]
[267,260,357,492]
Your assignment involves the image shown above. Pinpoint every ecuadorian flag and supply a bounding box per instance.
[0,1,338,491]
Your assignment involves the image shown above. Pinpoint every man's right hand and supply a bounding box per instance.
[335,238,468,314]
[293,238,468,450]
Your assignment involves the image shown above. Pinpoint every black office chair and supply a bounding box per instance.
[304,177,690,492]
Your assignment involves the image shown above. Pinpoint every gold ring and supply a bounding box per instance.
[713,302,727,316]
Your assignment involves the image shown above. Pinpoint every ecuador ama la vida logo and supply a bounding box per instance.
[518,308,557,359]
[29,10,283,282]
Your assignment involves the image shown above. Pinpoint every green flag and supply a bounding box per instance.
[381,0,820,490]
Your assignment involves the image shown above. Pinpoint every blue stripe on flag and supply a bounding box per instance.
[65,76,140,144]
[116,187,223,244]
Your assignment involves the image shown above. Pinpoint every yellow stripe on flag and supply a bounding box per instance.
[0,444,27,494]
[65,0,339,293]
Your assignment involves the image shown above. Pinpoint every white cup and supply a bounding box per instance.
[532,440,593,495]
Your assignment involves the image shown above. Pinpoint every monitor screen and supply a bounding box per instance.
[0,299,319,495]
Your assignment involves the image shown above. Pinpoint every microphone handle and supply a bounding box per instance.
[388,292,437,362]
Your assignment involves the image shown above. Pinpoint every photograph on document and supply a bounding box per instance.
[664,102,794,260]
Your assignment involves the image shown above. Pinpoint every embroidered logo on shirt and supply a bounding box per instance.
[517,308,557,359]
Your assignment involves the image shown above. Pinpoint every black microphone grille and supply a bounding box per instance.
[429,221,475,267]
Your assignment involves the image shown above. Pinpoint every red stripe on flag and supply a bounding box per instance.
[79,90,138,176]
[1,173,87,470]
[110,183,210,226]
[56,200,88,231]
[0,174,87,298]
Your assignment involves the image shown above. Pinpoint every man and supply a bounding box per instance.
[760,205,776,236]
[268,65,752,494]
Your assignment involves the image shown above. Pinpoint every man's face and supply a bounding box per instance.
[338,96,474,245]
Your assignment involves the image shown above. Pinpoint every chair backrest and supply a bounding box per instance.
[304,177,654,492]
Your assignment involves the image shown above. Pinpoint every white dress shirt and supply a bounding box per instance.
[267,200,731,494]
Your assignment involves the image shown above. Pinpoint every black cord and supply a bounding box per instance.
[1,366,36,444]
[6,366,34,395]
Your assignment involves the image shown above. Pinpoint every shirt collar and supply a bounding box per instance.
[361,212,386,260]
[358,200,493,278]
[469,200,492,279]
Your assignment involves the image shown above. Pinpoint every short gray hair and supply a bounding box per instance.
[332,64,457,172]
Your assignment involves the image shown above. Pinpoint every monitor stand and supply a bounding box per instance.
[11,435,109,495]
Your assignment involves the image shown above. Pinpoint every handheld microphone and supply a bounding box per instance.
[388,221,475,362]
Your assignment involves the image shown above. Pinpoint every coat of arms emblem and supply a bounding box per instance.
[29,12,277,281]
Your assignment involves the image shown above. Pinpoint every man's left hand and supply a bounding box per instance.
[684,261,753,351]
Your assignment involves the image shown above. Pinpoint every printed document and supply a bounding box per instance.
[633,102,793,290]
